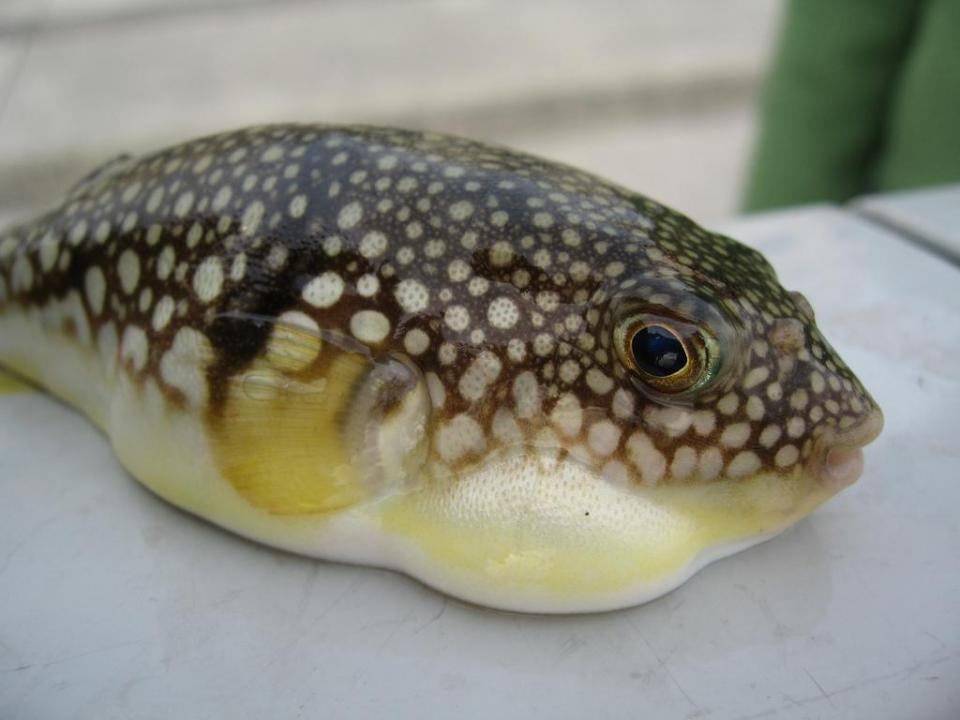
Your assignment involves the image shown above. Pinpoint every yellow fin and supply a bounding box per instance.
[210,323,372,516]
[0,367,31,395]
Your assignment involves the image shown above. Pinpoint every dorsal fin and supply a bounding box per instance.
[66,154,136,200]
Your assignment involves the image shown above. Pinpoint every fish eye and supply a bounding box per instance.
[615,316,716,395]
[631,325,687,377]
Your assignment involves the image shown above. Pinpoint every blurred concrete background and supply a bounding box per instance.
[0,0,782,227]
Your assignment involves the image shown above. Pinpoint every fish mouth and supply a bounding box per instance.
[809,408,884,491]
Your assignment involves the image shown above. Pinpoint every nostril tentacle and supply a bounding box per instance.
[769,317,805,354]
[790,291,816,322]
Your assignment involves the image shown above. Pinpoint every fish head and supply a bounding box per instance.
[389,188,883,612]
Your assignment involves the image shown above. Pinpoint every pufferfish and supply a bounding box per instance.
[0,124,883,613]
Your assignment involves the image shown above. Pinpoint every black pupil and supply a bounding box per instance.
[631,326,687,377]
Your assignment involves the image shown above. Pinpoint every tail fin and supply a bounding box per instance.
[0,217,39,306]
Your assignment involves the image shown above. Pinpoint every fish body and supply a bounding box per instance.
[0,125,882,612]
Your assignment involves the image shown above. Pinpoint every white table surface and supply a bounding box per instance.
[855,183,960,264]
[1,203,959,720]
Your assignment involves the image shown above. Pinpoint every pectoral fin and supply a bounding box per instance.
[0,367,31,395]
[210,315,429,516]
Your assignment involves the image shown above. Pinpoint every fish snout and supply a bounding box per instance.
[810,408,884,491]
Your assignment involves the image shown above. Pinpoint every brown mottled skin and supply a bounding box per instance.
[0,124,878,483]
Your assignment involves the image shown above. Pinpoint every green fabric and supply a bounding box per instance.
[743,0,960,212]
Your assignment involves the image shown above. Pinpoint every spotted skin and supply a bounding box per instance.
[0,124,882,612]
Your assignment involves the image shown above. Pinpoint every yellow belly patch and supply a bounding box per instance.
[379,453,828,606]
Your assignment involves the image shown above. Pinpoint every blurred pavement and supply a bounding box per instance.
[0,0,781,226]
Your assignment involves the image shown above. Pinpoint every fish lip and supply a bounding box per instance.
[839,407,885,448]
[809,408,884,491]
